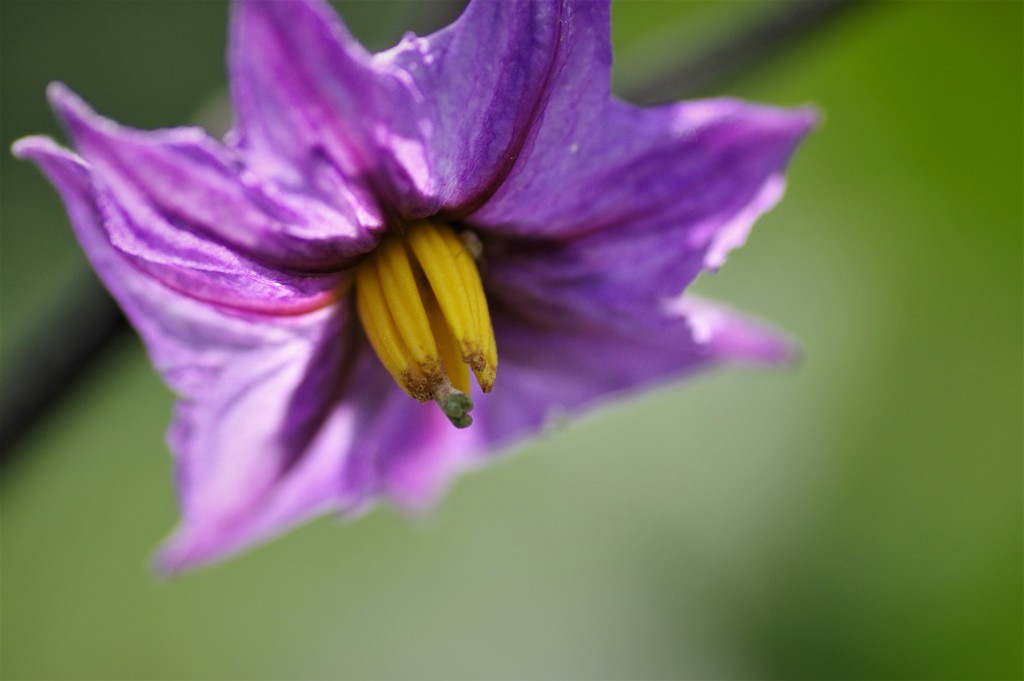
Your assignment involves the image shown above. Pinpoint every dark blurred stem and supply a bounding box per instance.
[1,275,130,459]
[625,0,863,103]
[0,0,864,468]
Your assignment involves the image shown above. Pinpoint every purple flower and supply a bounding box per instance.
[13,0,814,572]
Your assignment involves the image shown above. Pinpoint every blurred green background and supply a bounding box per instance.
[1,1,1020,679]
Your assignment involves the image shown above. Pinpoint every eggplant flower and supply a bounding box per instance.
[13,0,815,572]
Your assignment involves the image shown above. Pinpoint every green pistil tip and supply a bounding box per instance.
[440,391,474,429]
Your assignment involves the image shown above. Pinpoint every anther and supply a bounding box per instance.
[354,220,498,426]
[407,221,497,392]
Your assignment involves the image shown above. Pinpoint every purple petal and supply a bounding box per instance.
[470,98,815,265]
[15,140,349,568]
[481,165,800,317]
[667,296,798,363]
[156,307,368,572]
[12,136,330,389]
[48,83,378,273]
[157,322,484,571]
[228,0,426,213]
[384,0,611,215]
[12,134,376,571]
[474,294,795,445]
[22,119,342,316]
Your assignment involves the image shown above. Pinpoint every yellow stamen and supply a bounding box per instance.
[374,237,442,380]
[354,221,498,428]
[422,282,471,395]
[447,228,498,385]
[354,262,432,401]
[407,221,497,392]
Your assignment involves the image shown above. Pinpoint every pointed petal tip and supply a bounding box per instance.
[150,543,191,577]
[674,295,800,367]
[789,104,821,128]
[44,81,112,142]
[11,134,60,160]
[732,100,819,145]
[10,135,89,184]
[741,325,802,366]
[788,105,822,143]
[150,527,229,576]
[751,102,819,148]
[46,81,89,119]
[45,80,73,102]
[150,551,214,578]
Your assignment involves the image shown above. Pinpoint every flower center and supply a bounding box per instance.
[354,220,497,428]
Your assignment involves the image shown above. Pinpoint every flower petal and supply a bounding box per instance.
[155,307,369,572]
[12,135,374,571]
[48,83,378,273]
[470,97,815,259]
[12,135,329,399]
[157,320,484,572]
[474,294,795,445]
[228,0,425,214]
[482,167,798,318]
[383,0,611,215]
[26,102,344,316]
